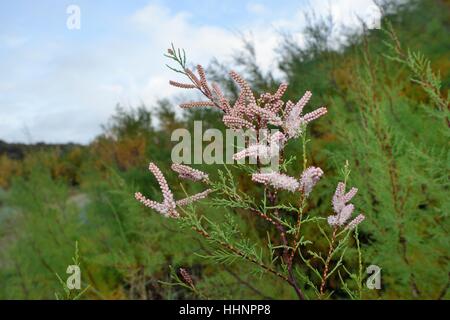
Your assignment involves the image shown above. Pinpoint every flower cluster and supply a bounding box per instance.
[328,182,365,229]
[167,55,326,136]
[135,46,364,233]
[163,49,331,201]
[133,47,367,300]
[135,162,211,218]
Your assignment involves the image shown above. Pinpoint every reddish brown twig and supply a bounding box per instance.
[320,226,338,296]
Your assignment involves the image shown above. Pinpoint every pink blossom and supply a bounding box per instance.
[332,182,358,213]
[135,192,175,217]
[300,166,324,196]
[328,182,363,228]
[223,115,255,130]
[259,83,288,114]
[270,131,286,149]
[345,214,366,230]
[283,91,328,139]
[233,132,286,162]
[135,162,210,218]
[229,70,256,106]
[176,189,212,206]
[148,162,176,212]
[180,101,215,109]
[171,163,209,182]
[252,172,300,192]
[284,100,295,116]
[302,107,328,123]
[196,64,212,96]
[260,83,288,103]
[212,82,231,113]
[169,80,197,89]
[243,103,282,125]
[328,204,354,226]
[233,143,272,161]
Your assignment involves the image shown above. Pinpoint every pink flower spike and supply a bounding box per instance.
[135,163,179,218]
[233,132,285,162]
[270,131,286,149]
[136,162,211,218]
[252,172,300,192]
[229,70,256,106]
[332,182,346,213]
[300,166,324,196]
[283,92,327,139]
[273,83,288,100]
[148,163,176,210]
[169,80,197,89]
[284,100,295,116]
[344,187,358,202]
[176,189,212,207]
[284,117,304,139]
[328,181,361,228]
[338,204,355,225]
[196,64,213,97]
[284,91,312,123]
[243,103,282,125]
[261,83,288,103]
[346,214,366,230]
[223,115,255,130]
[171,163,209,182]
[212,82,231,113]
[233,143,270,161]
[135,192,168,215]
[295,91,313,115]
[180,101,215,109]
[302,107,328,123]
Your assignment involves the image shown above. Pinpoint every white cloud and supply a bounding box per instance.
[0,34,28,48]
[129,3,240,62]
[306,0,381,31]
[246,3,267,15]
[0,0,383,144]
[0,3,242,143]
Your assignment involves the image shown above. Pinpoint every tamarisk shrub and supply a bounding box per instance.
[134,44,366,299]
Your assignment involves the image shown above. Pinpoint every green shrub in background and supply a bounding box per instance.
[278,0,449,299]
[0,167,81,299]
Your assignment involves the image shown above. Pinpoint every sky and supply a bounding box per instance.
[0,0,380,144]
